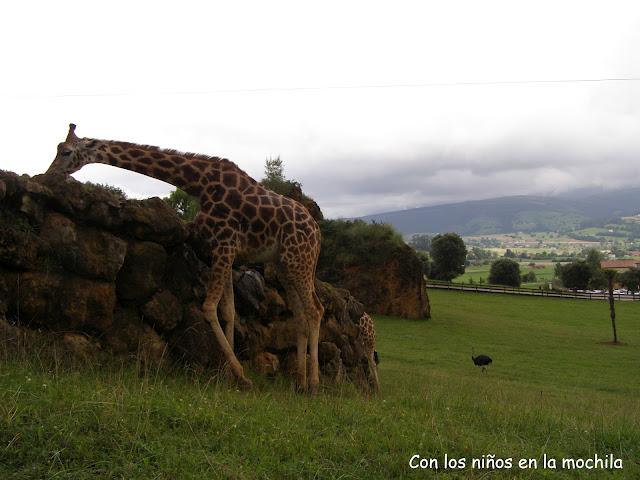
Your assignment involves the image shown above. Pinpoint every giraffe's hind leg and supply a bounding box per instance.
[203,256,251,389]
[278,274,309,392]
[367,354,381,395]
[283,271,323,395]
[297,284,323,395]
[278,223,324,394]
[219,271,235,349]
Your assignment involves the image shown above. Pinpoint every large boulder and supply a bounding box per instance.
[3,271,116,331]
[141,289,182,332]
[0,170,377,388]
[40,212,127,281]
[120,197,189,247]
[167,303,223,367]
[116,241,167,303]
[0,206,41,270]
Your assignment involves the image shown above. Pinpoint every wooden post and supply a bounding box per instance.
[603,269,618,344]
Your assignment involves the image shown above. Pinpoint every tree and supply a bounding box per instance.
[588,268,607,290]
[504,248,516,258]
[554,262,563,279]
[263,156,285,183]
[488,259,521,287]
[261,156,301,195]
[584,248,604,271]
[430,233,467,281]
[408,234,432,252]
[619,267,640,292]
[521,271,537,283]
[163,189,199,221]
[560,261,592,290]
[467,246,494,263]
[611,245,627,258]
[582,248,606,289]
[602,269,619,343]
[415,251,432,277]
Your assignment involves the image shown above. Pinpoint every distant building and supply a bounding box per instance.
[600,259,640,271]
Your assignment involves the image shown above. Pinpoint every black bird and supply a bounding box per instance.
[471,348,492,372]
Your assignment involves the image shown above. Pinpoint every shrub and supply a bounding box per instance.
[84,182,127,199]
[489,259,521,287]
[560,261,592,290]
[317,220,407,281]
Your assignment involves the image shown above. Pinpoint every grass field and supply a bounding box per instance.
[456,262,556,287]
[1,290,639,479]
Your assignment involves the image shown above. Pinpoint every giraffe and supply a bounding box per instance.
[45,124,325,393]
[358,312,380,394]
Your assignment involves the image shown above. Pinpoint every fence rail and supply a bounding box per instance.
[426,280,640,302]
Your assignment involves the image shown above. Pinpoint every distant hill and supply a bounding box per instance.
[359,188,640,235]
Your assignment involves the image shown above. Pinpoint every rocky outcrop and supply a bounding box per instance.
[341,250,430,319]
[0,170,373,387]
[317,220,430,319]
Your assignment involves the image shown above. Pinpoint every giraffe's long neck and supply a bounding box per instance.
[86,139,213,197]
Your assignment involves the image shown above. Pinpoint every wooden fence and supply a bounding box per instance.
[426,280,640,302]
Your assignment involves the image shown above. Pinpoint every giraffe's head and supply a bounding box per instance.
[45,124,98,176]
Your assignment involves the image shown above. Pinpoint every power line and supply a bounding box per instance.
[6,76,640,99]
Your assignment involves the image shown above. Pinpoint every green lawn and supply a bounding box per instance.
[1,290,639,479]
[456,263,556,288]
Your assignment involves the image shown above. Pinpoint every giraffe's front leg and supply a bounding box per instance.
[203,258,252,390]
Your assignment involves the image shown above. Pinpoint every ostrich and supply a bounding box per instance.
[471,348,492,372]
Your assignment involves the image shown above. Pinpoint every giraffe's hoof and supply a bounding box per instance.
[238,376,253,391]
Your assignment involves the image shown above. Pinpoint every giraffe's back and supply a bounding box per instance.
[195,186,321,267]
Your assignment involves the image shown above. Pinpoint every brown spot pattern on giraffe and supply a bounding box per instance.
[225,190,242,210]
[182,165,199,182]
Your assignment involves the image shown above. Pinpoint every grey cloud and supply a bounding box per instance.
[301,137,640,218]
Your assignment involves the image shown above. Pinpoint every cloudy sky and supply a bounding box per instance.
[1,1,639,218]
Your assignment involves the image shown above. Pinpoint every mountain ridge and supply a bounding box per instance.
[358,188,640,235]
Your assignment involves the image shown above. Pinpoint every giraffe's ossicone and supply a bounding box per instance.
[46,124,325,394]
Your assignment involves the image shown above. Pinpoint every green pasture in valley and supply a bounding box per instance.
[1,290,638,479]
[455,262,557,288]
